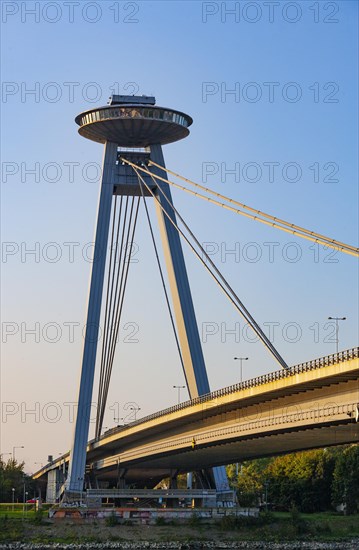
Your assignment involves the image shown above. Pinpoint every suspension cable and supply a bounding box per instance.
[122,159,358,258]
[96,195,118,436]
[105,197,135,387]
[96,196,129,437]
[98,196,140,434]
[148,160,358,255]
[146,169,288,370]
[96,196,140,438]
[130,164,288,370]
[136,172,188,387]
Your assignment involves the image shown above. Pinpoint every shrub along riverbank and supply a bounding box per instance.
[0,510,359,545]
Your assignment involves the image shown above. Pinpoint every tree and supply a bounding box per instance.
[332,445,359,514]
[227,459,270,506]
[226,446,359,513]
[0,458,35,503]
[265,449,335,512]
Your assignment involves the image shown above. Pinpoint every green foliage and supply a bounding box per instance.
[260,510,275,524]
[217,514,237,530]
[227,459,269,506]
[218,513,262,530]
[105,512,119,526]
[332,445,359,514]
[188,512,201,527]
[290,503,301,523]
[265,449,336,512]
[155,516,166,525]
[0,458,35,504]
[32,509,44,525]
[227,445,359,514]
[0,516,24,541]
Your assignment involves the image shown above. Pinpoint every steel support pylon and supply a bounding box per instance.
[66,142,118,492]
[66,139,229,494]
[149,145,229,491]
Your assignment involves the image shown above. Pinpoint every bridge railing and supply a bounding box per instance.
[94,347,358,443]
[87,488,217,497]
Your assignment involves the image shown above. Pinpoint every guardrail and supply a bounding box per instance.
[96,347,359,442]
[87,488,217,498]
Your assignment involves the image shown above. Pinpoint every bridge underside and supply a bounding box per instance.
[35,419,358,499]
[90,419,358,486]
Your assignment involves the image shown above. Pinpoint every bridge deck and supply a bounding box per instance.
[33,347,359,485]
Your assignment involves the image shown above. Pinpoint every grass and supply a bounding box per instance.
[0,510,358,543]
[0,503,52,518]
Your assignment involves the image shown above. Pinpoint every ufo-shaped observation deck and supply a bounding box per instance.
[75,95,193,148]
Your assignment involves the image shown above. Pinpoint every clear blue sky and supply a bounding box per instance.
[1,1,358,472]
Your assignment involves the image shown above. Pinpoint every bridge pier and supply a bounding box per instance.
[46,469,64,504]
[169,469,179,489]
[168,470,180,507]
[117,468,127,490]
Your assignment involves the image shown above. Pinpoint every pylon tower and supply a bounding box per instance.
[65,95,228,494]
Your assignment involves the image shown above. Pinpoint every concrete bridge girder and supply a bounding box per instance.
[33,352,359,495]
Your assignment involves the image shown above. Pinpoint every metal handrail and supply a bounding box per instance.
[86,488,216,496]
[95,347,358,442]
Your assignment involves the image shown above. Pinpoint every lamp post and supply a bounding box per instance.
[13,446,24,461]
[173,385,185,404]
[12,488,15,511]
[233,357,249,383]
[328,317,346,354]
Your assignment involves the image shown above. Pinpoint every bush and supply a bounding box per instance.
[105,512,118,526]
[260,510,275,524]
[32,510,44,525]
[218,514,266,531]
[188,512,201,527]
[290,503,300,523]
[289,504,309,535]
[219,514,240,530]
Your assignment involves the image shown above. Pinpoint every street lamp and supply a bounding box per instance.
[328,317,346,354]
[13,446,24,461]
[173,385,185,404]
[12,487,15,511]
[234,357,249,383]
